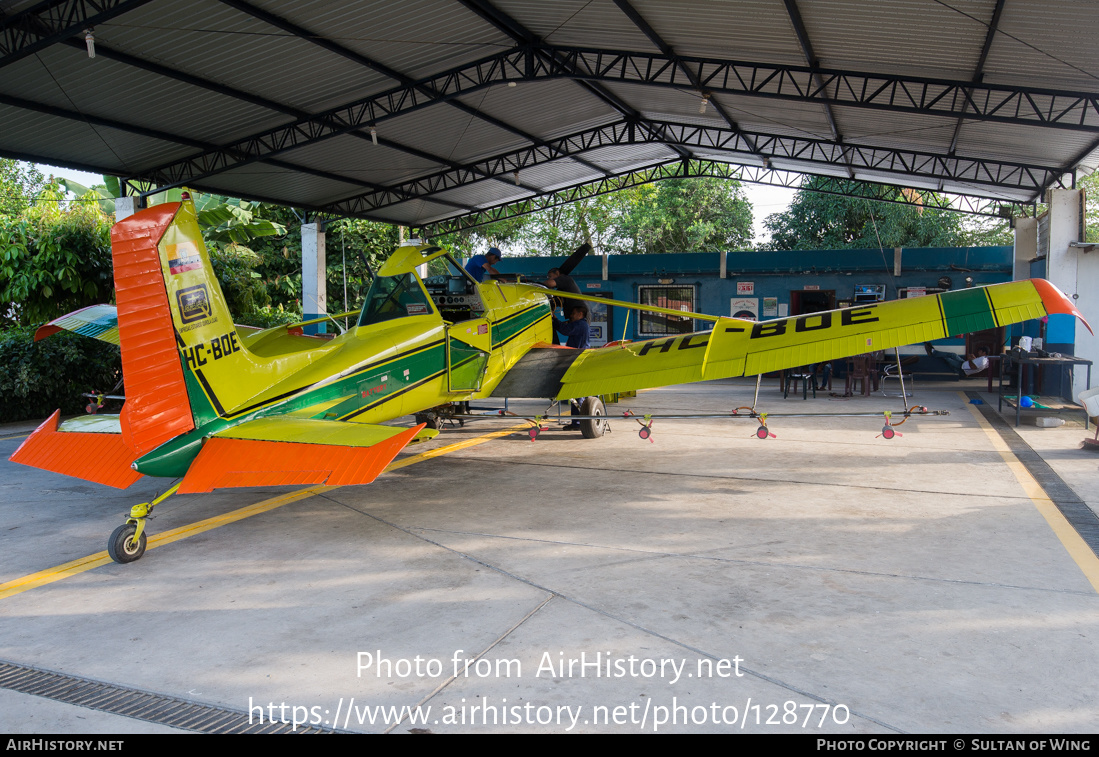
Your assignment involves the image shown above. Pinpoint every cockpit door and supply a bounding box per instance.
[446,317,491,392]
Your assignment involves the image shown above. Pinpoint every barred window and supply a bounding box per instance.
[638,285,695,336]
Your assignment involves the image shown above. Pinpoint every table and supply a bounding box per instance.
[997,354,1093,428]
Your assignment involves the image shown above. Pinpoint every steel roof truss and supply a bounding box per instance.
[326,117,1064,217]
[0,0,154,69]
[413,159,1035,235]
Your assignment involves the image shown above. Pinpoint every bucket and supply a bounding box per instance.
[1079,387,1099,417]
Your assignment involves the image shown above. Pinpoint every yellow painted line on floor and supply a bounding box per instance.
[963,395,1099,594]
[0,423,529,601]
[0,434,30,441]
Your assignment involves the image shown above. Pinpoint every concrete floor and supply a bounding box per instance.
[1,378,1097,734]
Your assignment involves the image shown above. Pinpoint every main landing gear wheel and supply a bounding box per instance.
[579,397,609,439]
[107,523,147,564]
[414,412,441,430]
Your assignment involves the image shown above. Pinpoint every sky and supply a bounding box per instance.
[34,162,796,248]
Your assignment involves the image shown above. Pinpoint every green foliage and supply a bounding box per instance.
[0,160,46,218]
[762,177,1015,250]
[763,178,963,250]
[0,183,113,326]
[247,213,399,314]
[194,195,286,246]
[233,304,302,329]
[615,178,753,253]
[0,325,122,422]
[435,177,754,257]
[1082,171,1099,244]
[208,244,270,316]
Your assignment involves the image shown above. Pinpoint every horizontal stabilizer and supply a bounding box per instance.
[177,420,424,493]
[9,411,142,489]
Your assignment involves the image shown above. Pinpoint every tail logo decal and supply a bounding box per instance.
[177,284,212,324]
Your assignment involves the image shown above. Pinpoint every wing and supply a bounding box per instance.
[533,279,1089,400]
[176,417,433,493]
[34,304,120,345]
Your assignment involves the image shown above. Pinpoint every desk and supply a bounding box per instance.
[997,354,1093,428]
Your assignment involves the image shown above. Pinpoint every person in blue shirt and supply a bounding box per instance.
[553,306,592,429]
[553,306,590,350]
[464,248,502,282]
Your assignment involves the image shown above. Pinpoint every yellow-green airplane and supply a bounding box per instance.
[10,196,1091,563]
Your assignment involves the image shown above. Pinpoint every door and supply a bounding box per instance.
[446,318,491,392]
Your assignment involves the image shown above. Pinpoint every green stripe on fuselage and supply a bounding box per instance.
[492,303,550,347]
[319,341,447,419]
[940,288,997,336]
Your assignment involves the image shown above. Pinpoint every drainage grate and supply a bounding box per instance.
[0,660,338,734]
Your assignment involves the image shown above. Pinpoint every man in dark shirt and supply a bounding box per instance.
[543,267,589,319]
[553,306,590,350]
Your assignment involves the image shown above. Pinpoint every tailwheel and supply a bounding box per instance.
[106,483,180,564]
[107,523,146,564]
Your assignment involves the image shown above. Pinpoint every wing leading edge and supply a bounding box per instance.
[551,279,1090,400]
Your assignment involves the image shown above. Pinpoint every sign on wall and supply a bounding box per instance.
[730,298,758,320]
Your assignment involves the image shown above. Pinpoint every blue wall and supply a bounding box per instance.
[496,246,1014,347]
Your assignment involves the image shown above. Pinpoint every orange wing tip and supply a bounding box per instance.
[33,325,62,342]
[1031,279,1093,335]
[177,424,425,494]
[8,410,142,489]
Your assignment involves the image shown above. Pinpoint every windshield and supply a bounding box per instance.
[358,273,434,327]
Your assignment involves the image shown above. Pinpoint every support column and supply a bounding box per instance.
[302,221,326,335]
[114,196,137,222]
[1012,216,1037,282]
[1041,189,1094,399]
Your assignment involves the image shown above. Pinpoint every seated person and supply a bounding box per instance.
[464,247,502,283]
[925,343,990,378]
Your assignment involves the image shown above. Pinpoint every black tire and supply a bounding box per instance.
[414,413,441,430]
[579,397,608,439]
[107,523,147,564]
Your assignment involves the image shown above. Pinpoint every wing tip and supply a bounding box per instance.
[1031,279,1093,335]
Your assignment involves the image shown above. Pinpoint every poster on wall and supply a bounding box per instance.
[762,297,778,317]
[730,298,758,320]
[586,293,612,347]
[736,281,755,296]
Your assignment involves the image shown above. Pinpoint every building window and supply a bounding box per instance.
[638,285,695,336]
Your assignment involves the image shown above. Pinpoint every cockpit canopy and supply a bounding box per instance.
[357,272,434,327]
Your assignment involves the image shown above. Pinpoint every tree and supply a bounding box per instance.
[0,161,46,218]
[1082,170,1099,243]
[433,176,754,257]
[0,182,113,326]
[614,178,753,254]
[762,177,975,250]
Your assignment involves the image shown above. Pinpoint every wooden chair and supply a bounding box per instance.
[845,353,878,396]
